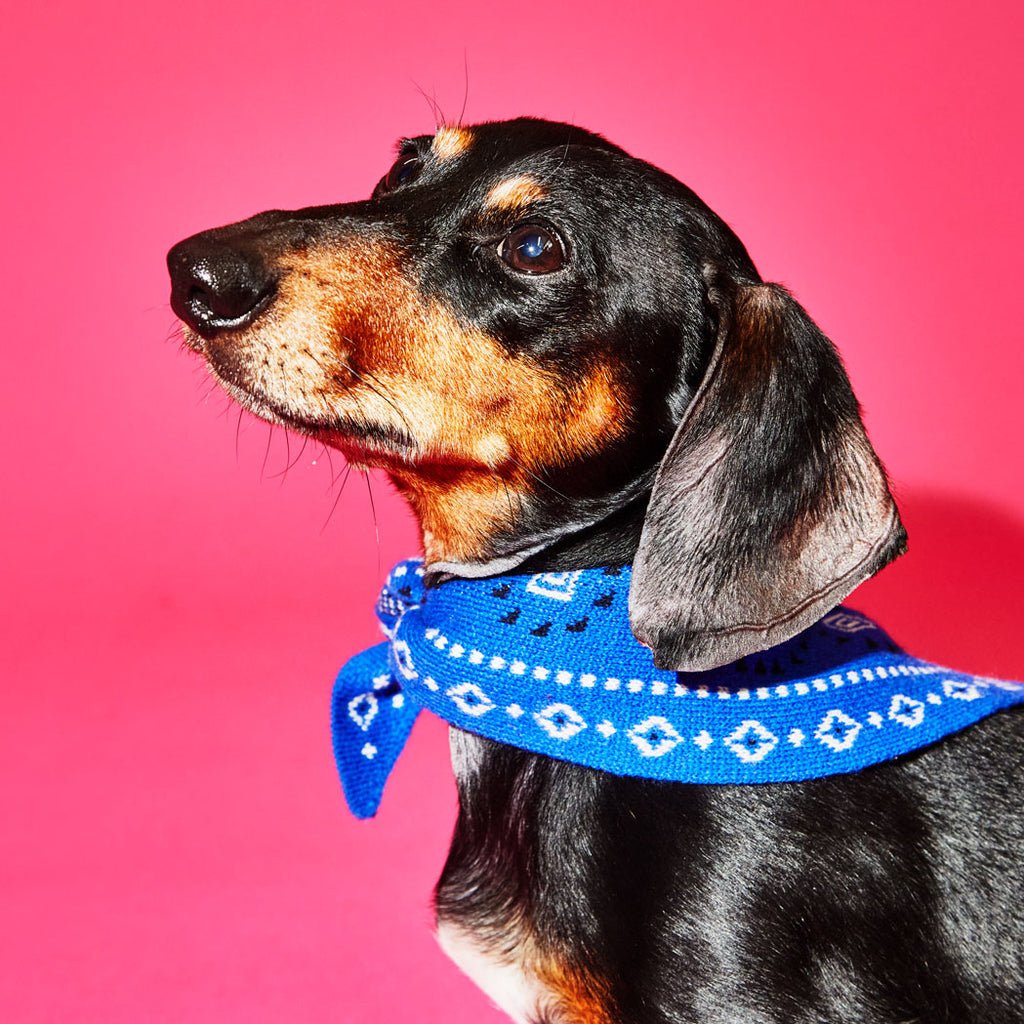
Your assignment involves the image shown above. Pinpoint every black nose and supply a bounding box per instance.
[167,237,277,337]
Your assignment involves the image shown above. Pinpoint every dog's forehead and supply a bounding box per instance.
[405,117,630,177]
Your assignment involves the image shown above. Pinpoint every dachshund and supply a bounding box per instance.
[167,118,1023,1024]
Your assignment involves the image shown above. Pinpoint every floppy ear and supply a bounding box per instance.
[629,266,907,671]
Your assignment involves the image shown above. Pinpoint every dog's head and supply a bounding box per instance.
[168,117,906,670]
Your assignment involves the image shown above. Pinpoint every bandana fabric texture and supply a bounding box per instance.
[331,559,1024,819]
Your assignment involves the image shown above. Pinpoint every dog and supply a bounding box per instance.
[168,118,1023,1024]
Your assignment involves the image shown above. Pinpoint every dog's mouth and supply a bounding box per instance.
[185,334,422,466]
[222,374,421,465]
[322,418,421,464]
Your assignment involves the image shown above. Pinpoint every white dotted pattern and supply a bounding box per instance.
[418,623,941,700]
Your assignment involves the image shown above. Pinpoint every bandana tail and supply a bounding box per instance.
[331,642,421,819]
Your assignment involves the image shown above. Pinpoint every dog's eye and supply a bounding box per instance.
[499,224,565,274]
[377,154,421,195]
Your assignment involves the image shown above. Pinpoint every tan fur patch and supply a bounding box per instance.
[432,125,474,161]
[535,958,617,1024]
[485,175,547,211]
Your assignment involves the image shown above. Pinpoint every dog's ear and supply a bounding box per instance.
[629,266,906,671]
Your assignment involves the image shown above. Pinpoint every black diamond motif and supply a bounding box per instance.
[592,590,615,608]
[566,616,589,633]
[500,607,521,626]
[491,583,511,599]
[531,621,552,637]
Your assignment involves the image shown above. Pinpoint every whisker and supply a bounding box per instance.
[500,477,515,525]
[260,424,274,482]
[278,430,292,486]
[322,464,353,532]
[412,81,443,131]
[505,455,571,501]
[364,471,382,576]
[266,434,309,481]
[458,51,470,127]
[358,369,414,433]
[553,122,578,176]
[195,380,219,407]
[324,448,345,495]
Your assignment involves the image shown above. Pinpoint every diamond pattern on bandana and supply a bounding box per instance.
[814,709,862,751]
[821,610,876,633]
[446,682,496,717]
[725,720,779,763]
[626,716,683,757]
[942,678,983,702]
[889,694,925,728]
[534,703,587,740]
[526,572,582,602]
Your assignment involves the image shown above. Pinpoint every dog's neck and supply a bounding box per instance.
[388,468,532,568]
[412,488,652,582]
[512,495,649,573]
[385,452,655,580]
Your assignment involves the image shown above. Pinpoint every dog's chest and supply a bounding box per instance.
[441,731,551,1020]
[442,729,608,1024]
[436,919,554,1024]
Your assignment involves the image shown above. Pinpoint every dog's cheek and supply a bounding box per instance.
[351,290,627,474]
[411,346,626,478]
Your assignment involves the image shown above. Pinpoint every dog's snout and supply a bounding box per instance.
[167,238,277,337]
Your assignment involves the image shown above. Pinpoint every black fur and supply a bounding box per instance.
[439,714,1024,1023]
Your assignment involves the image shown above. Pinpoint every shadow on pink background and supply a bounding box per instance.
[2,1,1022,1021]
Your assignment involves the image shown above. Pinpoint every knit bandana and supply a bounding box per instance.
[331,559,1024,819]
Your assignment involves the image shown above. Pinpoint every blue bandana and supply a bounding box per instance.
[332,559,1024,819]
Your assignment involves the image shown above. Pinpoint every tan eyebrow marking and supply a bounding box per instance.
[484,175,547,211]
[432,125,474,161]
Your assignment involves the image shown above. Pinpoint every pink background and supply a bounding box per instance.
[2,1,1022,1020]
